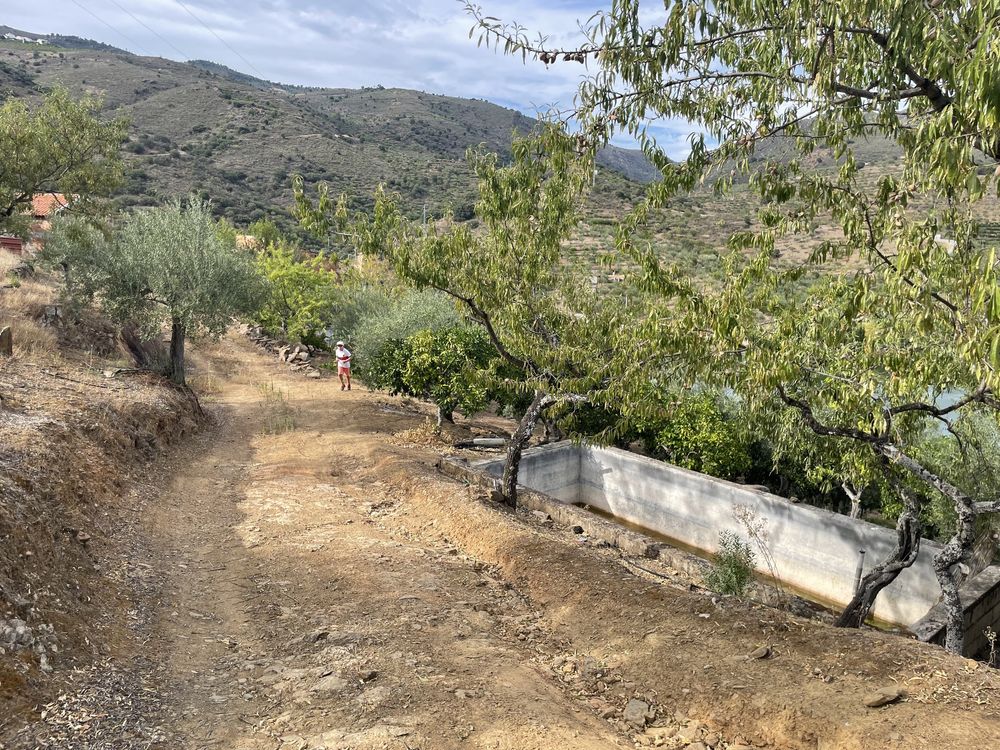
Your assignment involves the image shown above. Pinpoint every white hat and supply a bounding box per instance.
[336,340,345,346]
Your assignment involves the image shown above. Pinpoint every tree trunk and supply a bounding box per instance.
[835,493,921,628]
[934,493,977,654]
[436,405,454,427]
[880,443,980,654]
[169,317,186,385]
[843,482,864,519]
[499,389,550,508]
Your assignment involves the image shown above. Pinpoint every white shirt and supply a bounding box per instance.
[335,346,352,368]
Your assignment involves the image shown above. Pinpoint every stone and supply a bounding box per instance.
[0,326,11,357]
[863,686,905,708]
[311,674,348,694]
[303,629,329,644]
[748,645,771,660]
[355,685,391,707]
[571,525,584,534]
[704,733,720,748]
[296,351,310,362]
[686,743,708,750]
[623,698,652,728]
[306,370,322,378]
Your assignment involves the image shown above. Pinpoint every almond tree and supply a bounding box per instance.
[296,127,633,506]
[468,1,1000,651]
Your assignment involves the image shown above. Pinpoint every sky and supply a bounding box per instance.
[3,0,693,155]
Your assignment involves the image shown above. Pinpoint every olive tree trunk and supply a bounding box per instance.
[499,390,552,508]
[835,493,921,628]
[169,317,186,385]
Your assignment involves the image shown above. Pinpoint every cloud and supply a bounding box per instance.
[7,0,698,157]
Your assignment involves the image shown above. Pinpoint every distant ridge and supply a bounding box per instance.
[0,25,661,236]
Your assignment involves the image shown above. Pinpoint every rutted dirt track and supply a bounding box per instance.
[9,334,1000,749]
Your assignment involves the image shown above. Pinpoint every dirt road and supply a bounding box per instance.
[137,339,633,750]
[11,334,1000,749]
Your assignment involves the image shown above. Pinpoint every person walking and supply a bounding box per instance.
[335,341,352,391]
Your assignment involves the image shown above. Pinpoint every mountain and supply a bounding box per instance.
[0,27,657,238]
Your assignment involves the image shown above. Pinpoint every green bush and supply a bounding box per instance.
[362,325,495,422]
[705,531,756,596]
[349,288,460,372]
[647,392,753,479]
[256,242,339,342]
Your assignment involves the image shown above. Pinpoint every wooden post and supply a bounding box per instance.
[0,326,12,356]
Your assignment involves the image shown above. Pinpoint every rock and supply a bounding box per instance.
[296,351,310,362]
[686,743,708,750]
[531,510,552,522]
[0,326,11,357]
[358,669,378,682]
[75,530,91,544]
[748,645,771,660]
[355,685,391,707]
[571,525,584,534]
[863,686,905,708]
[311,674,348,694]
[306,370,322,378]
[704,733,720,748]
[303,629,329,644]
[623,698,653,728]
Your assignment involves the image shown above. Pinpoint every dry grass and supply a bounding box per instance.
[254,380,296,434]
[388,418,450,448]
[9,319,58,357]
[0,250,22,279]
[0,278,59,359]
[188,372,223,396]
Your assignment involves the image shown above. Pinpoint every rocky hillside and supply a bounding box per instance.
[0,26,654,237]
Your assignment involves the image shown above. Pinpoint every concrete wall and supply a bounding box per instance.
[479,443,999,636]
[494,442,583,503]
[913,567,1000,660]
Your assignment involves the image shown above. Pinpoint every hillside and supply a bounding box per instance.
[0,27,653,237]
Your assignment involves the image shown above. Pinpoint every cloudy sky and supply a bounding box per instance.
[4,0,692,154]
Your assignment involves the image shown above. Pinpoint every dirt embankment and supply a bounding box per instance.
[0,276,203,727]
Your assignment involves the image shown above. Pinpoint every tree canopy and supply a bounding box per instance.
[46,197,265,384]
[468,0,1000,652]
[0,87,126,237]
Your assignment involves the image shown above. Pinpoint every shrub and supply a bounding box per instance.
[256,242,339,342]
[647,391,753,479]
[361,325,494,423]
[349,288,460,372]
[705,531,756,596]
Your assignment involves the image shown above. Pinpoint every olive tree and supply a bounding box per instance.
[47,197,265,384]
[468,1,1000,650]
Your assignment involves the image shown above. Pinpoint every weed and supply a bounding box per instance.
[255,380,296,434]
[733,504,786,600]
[188,373,222,396]
[705,531,755,596]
